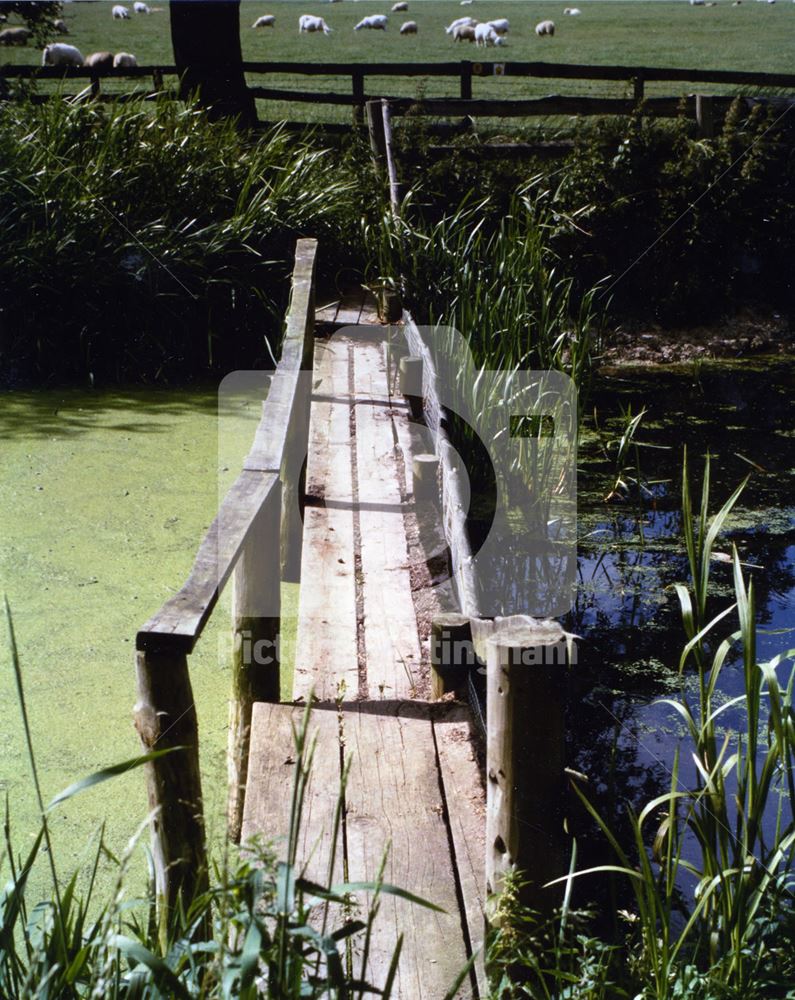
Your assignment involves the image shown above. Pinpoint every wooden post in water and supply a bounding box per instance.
[134,647,208,911]
[430,613,473,699]
[485,617,570,913]
[228,479,282,842]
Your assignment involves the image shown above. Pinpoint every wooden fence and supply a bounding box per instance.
[2,59,793,127]
[133,238,316,911]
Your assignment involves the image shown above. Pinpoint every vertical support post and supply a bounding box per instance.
[381,99,402,212]
[413,454,439,503]
[152,66,164,92]
[134,646,208,912]
[485,617,570,914]
[399,355,423,419]
[90,72,100,99]
[633,72,644,105]
[431,613,473,699]
[366,98,388,176]
[460,60,473,100]
[696,94,715,138]
[228,476,282,842]
[352,69,365,125]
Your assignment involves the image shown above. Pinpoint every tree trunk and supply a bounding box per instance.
[170,0,256,126]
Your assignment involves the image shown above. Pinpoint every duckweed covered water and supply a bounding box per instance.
[0,387,296,906]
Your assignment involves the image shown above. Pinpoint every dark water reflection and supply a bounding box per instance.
[477,358,795,917]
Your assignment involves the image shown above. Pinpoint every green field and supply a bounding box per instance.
[1,0,793,121]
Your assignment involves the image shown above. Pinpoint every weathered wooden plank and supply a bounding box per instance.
[354,341,421,699]
[435,704,487,998]
[242,702,344,889]
[136,471,279,652]
[293,338,359,701]
[344,703,473,999]
[389,95,688,119]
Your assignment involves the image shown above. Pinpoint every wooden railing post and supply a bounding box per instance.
[485,617,570,914]
[460,60,473,100]
[134,647,208,911]
[228,477,282,842]
[90,72,100,99]
[633,72,645,104]
[152,66,164,92]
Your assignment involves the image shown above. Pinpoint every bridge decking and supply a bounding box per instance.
[242,310,486,998]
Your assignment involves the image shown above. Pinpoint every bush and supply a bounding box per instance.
[0,98,362,385]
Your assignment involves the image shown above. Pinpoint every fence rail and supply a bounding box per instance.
[133,238,317,911]
[2,59,793,124]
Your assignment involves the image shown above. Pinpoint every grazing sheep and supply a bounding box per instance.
[53,18,70,33]
[446,15,476,33]
[535,19,555,35]
[112,5,131,19]
[563,7,581,14]
[689,0,705,5]
[487,17,509,34]
[133,1,150,11]
[461,1,473,5]
[299,14,332,33]
[354,14,388,29]
[0,27,32,45]
[84,51,115,71]
[399,19,418,33]
[252,14,275,27]
[113,51,138,67]
[475,22,504,46]
[42,42,84,67]
[392,1,408,9]
[452,23,476,41]
[0,14,7,23]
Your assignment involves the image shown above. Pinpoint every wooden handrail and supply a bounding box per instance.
[133,238,318,911]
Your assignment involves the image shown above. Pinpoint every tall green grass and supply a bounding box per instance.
[1,598,465,999]
[0,96,360,384]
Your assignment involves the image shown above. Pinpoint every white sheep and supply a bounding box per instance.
[53,18,70,33]
[460,1,473,6]
[400,19,418,33]
[299,14,332,33]
[487,17,509,34]
[446,15,476,34]
[391,1,408,9]
[84,51,114,71]
[113,51,138,67]
[475,22,504,46]
[252,14,276,27]
[0,14,7,23]
[354,14,388,29]
[133,1,150,11]
[42,42,84,67]
[452,23,476,41]
[0,27,32,44]
[563,7,581,14]
[535,19,555,36]
[112,5,130,19]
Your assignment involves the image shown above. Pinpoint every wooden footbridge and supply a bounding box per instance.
[134,240,571,998]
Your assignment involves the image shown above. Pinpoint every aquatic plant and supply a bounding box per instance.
[1,599,453,998]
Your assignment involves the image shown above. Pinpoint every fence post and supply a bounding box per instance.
[352,69,365,125]
[228,477,282,842]
[152,66,164,92]
[485,617,570,914]
[366,98,387,172]
[633,72,644,104]
[696,94,715,138]
[90,71,100,99]
[134,646,208,912]
[460,60,473,100]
